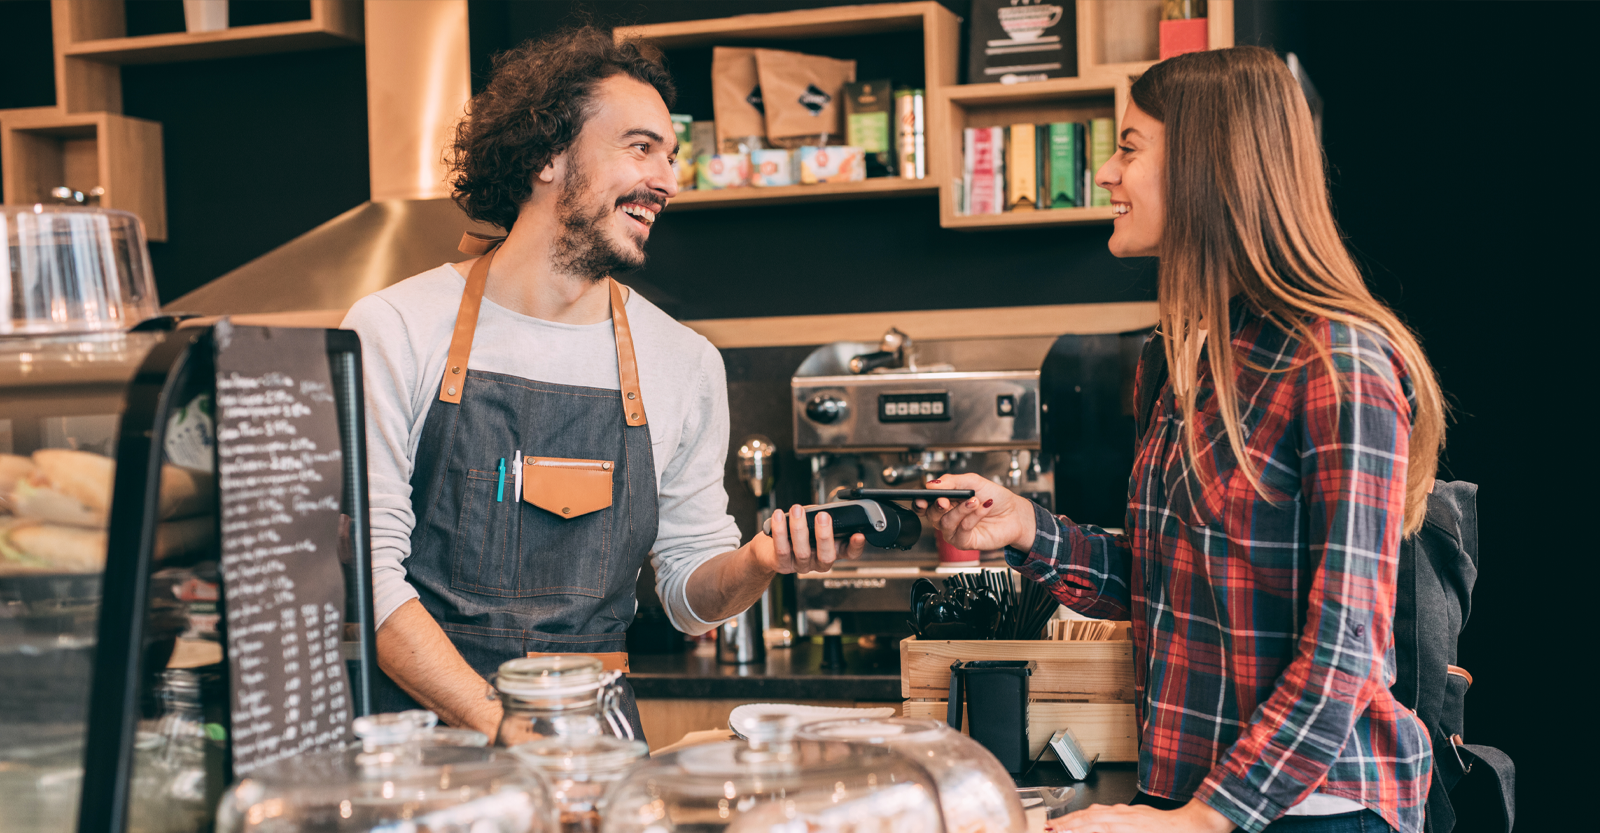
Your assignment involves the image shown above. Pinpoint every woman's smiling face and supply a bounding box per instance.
[1097,101,1165,258]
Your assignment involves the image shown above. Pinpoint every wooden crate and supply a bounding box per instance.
[901,633,1135,701]
[900,633,1139,761]
[903,699,1138,762]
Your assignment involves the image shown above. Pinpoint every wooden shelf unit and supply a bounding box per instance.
[60,0,362,65]
[670,176,935,211]
[935,75,1128,230]
[616,1,959,211]
[1076,0,1234,78]
[0,110,167,240]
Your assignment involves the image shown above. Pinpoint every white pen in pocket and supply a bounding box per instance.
[513,450,522,499]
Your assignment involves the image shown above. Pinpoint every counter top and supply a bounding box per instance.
[628,639,902,701]
[1019,761,1140,811]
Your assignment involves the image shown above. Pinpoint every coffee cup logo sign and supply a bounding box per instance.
[761,160,779,176]
[998,2,1064,41]
[799,84,831,115]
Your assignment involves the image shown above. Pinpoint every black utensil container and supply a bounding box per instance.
[947,660,1034,773]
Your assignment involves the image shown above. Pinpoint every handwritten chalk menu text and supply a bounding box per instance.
[214,323,349,775]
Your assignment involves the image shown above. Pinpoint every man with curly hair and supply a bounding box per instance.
[342,26,863,739]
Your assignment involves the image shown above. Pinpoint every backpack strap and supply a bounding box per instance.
[1458,742,1516,832]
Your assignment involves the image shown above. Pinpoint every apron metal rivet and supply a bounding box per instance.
[562,507,571,514]
[452,365,461,374]
[447,386,457,395]
[602,462,611,470]
[630,413,638,420]
[627,392,636,400]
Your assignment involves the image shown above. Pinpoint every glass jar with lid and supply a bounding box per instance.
[508,734,647,833]
[215,710,556,832]
[603,713,946,833]
[799,717,1028,833]
[493,656,634,747]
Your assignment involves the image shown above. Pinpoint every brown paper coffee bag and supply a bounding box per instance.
[754,48,856,148]
[712,47,767,152]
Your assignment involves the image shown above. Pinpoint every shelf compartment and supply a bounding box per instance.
[935,75,1128,230]
[614,1,951,48]
[60,0,361,65]
[0,110,167,241]
[1075,0,1234,78]
[618,2,959,211]
[669,176,935,211]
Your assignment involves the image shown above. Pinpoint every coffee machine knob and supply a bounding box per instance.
[805,394,849,424]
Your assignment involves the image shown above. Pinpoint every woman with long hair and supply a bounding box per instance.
[920,46,1442,833]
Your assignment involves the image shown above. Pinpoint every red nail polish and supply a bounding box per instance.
[983,499,994,508]
[929,477,942,484]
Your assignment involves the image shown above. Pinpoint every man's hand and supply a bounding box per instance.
[913,473,1038,553]
[376,600,503,738]
[1049,799,1235,833]
[763,504,866,574]
[683,506,866,624]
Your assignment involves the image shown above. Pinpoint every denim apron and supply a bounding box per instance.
[373,234,658,741]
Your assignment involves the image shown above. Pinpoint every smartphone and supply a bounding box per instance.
[843,488,976,502]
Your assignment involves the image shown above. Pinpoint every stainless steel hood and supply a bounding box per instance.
[166,0,493,320]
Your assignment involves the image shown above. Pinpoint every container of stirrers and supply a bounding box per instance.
[1046,618,1126,641]
[939,569,1061,640]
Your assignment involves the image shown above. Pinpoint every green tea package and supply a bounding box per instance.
[844,79,895,177]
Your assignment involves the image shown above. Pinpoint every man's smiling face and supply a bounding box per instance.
[549,74,679,282]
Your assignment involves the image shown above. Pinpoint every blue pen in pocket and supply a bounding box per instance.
[496,457,506,502]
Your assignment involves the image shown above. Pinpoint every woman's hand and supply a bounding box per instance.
[913,472,1038,553]
[1048,800,1235,833]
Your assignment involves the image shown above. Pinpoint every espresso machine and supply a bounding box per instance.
[788,329,1058,639]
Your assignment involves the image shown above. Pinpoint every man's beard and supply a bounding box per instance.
[551,158,646,283]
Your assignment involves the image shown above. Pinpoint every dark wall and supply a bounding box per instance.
[121,45,370,300]
[1236,3,1590,831]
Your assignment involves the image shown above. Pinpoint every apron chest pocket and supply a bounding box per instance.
[523,457,613,518]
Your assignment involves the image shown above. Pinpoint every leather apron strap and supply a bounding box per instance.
[439,232,648,426]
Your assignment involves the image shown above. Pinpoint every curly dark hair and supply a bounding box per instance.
[447,26,676,230]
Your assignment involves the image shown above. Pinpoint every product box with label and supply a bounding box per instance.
[798,146,865,184]
[750,148,796,187]
[695,153,751,190]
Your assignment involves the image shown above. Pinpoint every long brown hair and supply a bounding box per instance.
[1132,46,1444,535]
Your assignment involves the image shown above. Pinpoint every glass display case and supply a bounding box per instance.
[1,205,377,833]
[2,203,193,832]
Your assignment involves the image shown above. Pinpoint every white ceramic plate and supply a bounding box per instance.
[728,703,898,738]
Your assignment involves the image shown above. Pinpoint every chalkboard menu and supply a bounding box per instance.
[213,323,350,775]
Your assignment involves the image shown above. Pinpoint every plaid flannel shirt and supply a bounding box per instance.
[1007,305,1431,833]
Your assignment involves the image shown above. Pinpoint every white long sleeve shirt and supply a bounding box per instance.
[341,264,742,635]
